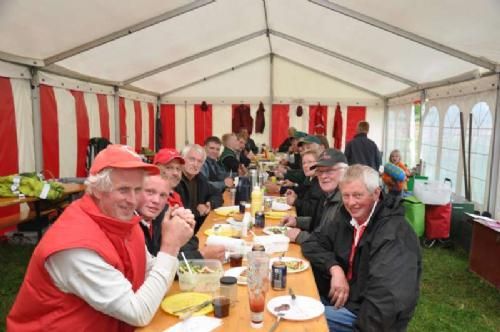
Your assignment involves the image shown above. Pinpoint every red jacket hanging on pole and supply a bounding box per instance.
[311,104,326,135]
[255,102,265,133]
[333,103,343,149]
[232,104,253,134]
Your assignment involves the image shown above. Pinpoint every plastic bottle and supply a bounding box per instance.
[251,185,263,216]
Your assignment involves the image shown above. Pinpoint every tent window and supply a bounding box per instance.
[421,106,439,180]
[469,102,492,206]
[439,105,461,190]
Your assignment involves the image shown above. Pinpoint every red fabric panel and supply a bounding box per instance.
[40,84,60,178]
[0,77,20,233]
[133,100,142,152]
[194,104,212,145]
[332,103,343,150]
[96,94,110,140]
[119,97,127,144]
[159,104,176,148]
[271,104,289,149]
[345,106,366,143]
[308,104,327,135]
[148,103,155,151]
[70,91,90,177]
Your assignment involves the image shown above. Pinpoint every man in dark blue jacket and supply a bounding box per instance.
[344,121,381,171]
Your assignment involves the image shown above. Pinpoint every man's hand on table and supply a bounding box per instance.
[160,207,195,256]
[200,245,226,262]
[286,227,301,242]
[328,265,350,308]
[281,216,297,227]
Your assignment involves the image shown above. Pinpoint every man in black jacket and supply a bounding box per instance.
[344,121,381,171]
[138,174,225,261]
[281,149,347,244]
[302,165,421,331]
[175,144,213,234]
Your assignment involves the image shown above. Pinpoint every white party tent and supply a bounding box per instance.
[0,0,499,216]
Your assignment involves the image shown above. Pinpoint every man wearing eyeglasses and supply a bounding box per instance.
[281,148,348,244]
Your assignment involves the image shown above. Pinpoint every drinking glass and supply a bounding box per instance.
[247,251,270,328]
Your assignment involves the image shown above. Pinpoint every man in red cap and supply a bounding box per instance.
[8,145,195,331]
[153,148,186,207]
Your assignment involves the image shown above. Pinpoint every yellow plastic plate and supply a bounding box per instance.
[264,211,289,219]
[161,292,213,317]
[214,206,239,216]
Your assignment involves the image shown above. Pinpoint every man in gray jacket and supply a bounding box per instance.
[281,149,347,244]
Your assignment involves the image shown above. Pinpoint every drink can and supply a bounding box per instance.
[252,244,266,252]
[271,261,287,290]
[264,197,273,212]
[254,211,265,228]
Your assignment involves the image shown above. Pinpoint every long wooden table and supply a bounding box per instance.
[138,203,329,331]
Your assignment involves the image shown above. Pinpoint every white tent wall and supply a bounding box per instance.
[162,55,384,150]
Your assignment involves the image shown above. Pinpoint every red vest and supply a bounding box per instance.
[7,195,146,332]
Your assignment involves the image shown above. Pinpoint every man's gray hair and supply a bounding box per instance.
[340,164,380,193]
[85,168,114,195]
[181,144,207,162]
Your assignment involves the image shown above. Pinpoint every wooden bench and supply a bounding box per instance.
[0,204,68,229]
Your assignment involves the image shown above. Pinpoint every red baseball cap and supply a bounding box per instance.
[89,144,159,175]
[153,148,185,165]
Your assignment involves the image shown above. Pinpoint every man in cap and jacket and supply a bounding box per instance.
[8,145,195,331]
[281,148,347,245]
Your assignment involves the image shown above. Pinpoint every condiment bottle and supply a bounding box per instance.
[219,276,238,305]
[251,185,263,216]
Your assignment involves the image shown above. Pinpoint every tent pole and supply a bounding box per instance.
[382,98,388,159]
[459,111,469,199]
[113,86,120,144]
[270,53,274,147]
[30,68,43,173]
[486,74,500,214]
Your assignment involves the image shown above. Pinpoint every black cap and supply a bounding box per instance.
[311,149,347,169]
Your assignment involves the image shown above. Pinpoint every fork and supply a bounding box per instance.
[268,312,284,332]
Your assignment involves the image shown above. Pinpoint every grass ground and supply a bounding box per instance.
[1,241,499,332]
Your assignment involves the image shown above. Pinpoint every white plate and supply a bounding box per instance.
[224,266,248,285]
[272,201,292,211]
[263,226,289,236]
[226,217,243,227]
[267,295,324,321]
[269,257,309,273]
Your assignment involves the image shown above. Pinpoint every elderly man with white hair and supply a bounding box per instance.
[302,164,421,332]
[175,143,213,234]
[8,145,195,331]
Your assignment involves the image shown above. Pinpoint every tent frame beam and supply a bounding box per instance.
[0,51,45,67]
[160,55,269,97]
[274,54,383,98]
[44,0,215,65]
[123,29,267,85]
[309,0,498,72]
[487,74,500,214]
[270,30,417,87]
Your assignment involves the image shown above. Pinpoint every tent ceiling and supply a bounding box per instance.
[0,0,498,97]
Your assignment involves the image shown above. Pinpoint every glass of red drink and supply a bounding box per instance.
[247,251,270,328]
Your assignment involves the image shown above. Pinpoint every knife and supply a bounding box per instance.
[172,299,212,315]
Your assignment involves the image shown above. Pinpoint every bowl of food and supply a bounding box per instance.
[177,259,224,293]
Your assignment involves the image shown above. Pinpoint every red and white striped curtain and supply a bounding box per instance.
[118,97,156,153]
[0,76,35,233]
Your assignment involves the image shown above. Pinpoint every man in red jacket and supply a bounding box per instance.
[8,145,195,332]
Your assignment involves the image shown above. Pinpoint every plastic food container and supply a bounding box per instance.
[253,235,290,253]
[177,259,224,293]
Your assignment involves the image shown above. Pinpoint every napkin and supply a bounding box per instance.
[164,316,222,332]
[253,235,289,253]
[271,200,291,211]
[206,235,244,251]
